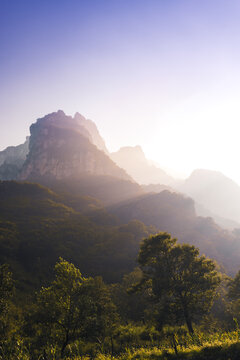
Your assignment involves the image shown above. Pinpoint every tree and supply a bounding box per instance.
[33,258,116,358]
[0,263,16,358]
[0,264,14,337]
[228,270,240,300]
[111,267,151,323]
[0,264,13,316]
[227,270,240,324]
[136,232,221,334]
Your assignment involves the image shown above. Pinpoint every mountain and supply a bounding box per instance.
[142,183,176,193]
[0,181,153,287]
[180,169,240,224]
[110,145,175,185]
[74,112,109,154]
[3,110,240,277]
[39,175,143,206]
[1,179,239,290]
[0,137,29,166]
[141,182,240,230]
[0,137,29,180]
[108,190,240,275]
[19,110,132,182]
[109,191,196,234]
[194,202,240,230]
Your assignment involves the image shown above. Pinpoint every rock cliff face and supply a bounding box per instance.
[74,112,109,154]
[0,137,29,180]
[19,111,132,181]
[0,137,29,166]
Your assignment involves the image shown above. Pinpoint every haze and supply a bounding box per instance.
[1,0,240,183]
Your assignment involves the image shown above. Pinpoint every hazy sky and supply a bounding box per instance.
[1,0,240,182]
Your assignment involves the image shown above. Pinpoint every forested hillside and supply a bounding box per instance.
[109,191,240,275]
[0,181,155,289]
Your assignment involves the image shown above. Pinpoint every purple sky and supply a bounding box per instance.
[1,0,240,182]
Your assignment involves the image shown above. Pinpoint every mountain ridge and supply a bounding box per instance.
[1,110,240,230]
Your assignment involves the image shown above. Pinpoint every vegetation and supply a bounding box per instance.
[1,181,240,358]
[135,233,221,334]
[0,254,240,359]
[0,181,156,288]
[23,259,117,358]
[109,191,240,275]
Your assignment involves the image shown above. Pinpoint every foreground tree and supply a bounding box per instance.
[228,270,240,300]
[111,267,151,323]
[136,232,221,334]
[227,270,240,324]
[33,258,117,358]
[0,264,13,313]
[0,264,14,337]
[0,264,21,359]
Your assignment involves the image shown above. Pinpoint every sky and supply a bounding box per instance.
[1,0,240,182]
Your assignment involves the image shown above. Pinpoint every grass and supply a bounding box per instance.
[2,328,240,359]
[63,330,240,360]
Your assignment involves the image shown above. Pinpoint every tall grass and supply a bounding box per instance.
[2,328,240,359]
[63,329,240,360]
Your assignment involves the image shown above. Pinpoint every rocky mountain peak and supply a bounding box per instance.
[29,110,91,144]
[19,111,132,182]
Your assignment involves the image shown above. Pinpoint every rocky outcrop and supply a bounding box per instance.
[19,111,132,181]
[74,112,109,154]
[0,137,29,180]
[0,137,29,166]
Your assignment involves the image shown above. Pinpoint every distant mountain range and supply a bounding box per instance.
[108,190,240,274]
[1,110,240,230]
[1,109,240,282]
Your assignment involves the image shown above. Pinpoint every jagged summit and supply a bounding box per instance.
[29,110,109,154]
[30,110,91,140]
[74,112,109,154]
[19,110,132,182]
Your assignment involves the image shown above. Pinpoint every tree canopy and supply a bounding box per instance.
[227,270,240,324]
[136,232,221,334]
[32,258,117,358]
